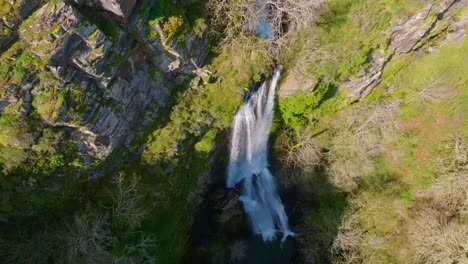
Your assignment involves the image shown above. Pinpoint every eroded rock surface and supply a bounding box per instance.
[0,0,208,161]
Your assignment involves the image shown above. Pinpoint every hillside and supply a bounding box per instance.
[0,0,466,263]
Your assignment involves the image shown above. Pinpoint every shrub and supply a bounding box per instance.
[279,82,333,131]
[331,212,363,264]
[411,209,468,264]
[327,99,400,192]
[193,18,207,37]
[279,91,320,130]
[0,49,41,85]
[0,228,57,264]
[163,16,184,37]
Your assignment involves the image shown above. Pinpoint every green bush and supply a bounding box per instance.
[163,16,184,37]
[0,49,41,85]
[193,18,207,37]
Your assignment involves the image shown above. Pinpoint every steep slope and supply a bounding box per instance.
[0,0,466,263]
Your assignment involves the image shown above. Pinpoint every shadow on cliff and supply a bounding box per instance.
[270,92,348,264]
[279,165,348,264]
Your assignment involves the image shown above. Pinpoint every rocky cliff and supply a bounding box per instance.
[0,0,208,162]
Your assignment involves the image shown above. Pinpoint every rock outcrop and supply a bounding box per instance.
[0,0,209,161]
[279,0,466,101]
[0,0,44,51]
[342,0,463,101]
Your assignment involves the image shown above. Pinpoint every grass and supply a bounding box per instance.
[331,31,466,264]
[0,44,42,86]
[294,0,417,83]
[277,3,468,262]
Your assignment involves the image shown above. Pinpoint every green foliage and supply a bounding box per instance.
[33,89,66,122]
[194,129,216,153]
[299,171,348,263]
[279,82,344,132]
[0,46,41,85]
[282,0,426,90]
[279,91,319,130]
[193,18,207,37]
[0,172,155,264]
[145,0,196,40]
[0,112,34,171]
[147,17,164,39]
[303,0,392,82]
[163,16,184,37]
[143,81,242,162]
[377,39,468,103]
[361,161,406,197]
[0,0,15,17]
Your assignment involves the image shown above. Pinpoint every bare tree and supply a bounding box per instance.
[229,240,247,263]
[108,172,146,229]
[327,99,400,191]
[422,131,468,216]
[114,235,156,264]
[411,209,468,264]
[423,171,468,216]
[409,75,451,104]
[284,130,324,172]
[208,0,325,57]
[331,212,363,264]
[434,131,468,174]
[67,212,113,263]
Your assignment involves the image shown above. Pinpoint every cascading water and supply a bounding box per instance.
[227,66,294,241]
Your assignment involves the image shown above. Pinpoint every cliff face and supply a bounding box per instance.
[0,0,207,161]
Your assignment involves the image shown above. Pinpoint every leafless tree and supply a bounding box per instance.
[331,212,363,264]
[327,99,400,191]
[229,240,247,263]
[434,131,468,174]
[66,212,113,263]
[422,171,468,216]
[108,172,146,229]
[409,75,451,104]
[114,235,156,264]
[422,131,468,216]
[411,209,468,264]
[283,130,324,172]
[208,0,325,57]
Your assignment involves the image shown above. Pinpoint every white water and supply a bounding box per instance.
[227,66,294,241]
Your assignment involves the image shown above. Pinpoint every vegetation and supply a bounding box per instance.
[0,0,467,263]
[276,33,467,264]
[0,172,155,264]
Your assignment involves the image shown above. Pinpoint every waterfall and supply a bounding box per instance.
[227,66,294,241]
